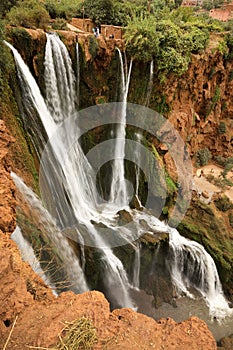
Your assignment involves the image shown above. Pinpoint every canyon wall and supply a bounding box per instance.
[0,26,232,348]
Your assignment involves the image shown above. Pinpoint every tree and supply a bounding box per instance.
[82,0,114,25]
[6,0,50,29]
[0,0,17,18]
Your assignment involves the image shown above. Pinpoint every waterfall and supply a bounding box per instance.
[6,36,135,309]
[133,211,232,319]
[44,33,76,123]
[109,48,133,207]
[134,132,142,205]
[133,243,141,290]
[4,41,55,138]
[76,42,80,109]
[6,36,232,319]
[12,226,58,296]
[168,227,233,319]
[145,60,154,107]
[11,172,89,293]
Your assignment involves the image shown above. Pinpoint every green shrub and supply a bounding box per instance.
[9,27,33,55]
[88,35,98,58]
[0,20,14,92]
[195,147,212,166]
[124,8,213,77]
[215,195,233,212]
[45,0,82,20]
[203,0,224,10]
[124,15,160,62]
[218,121,226,134]
[0,0,17,18]
[215,155,226,166]
[81,0,114,25]
[229,212,233,228]
[6,0,50,29]
[206,85,221,117]
[225,32,233,60]
[51,18,67,30]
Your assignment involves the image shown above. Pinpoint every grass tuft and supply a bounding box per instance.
[56,317,98,350]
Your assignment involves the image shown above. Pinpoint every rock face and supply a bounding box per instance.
[0,120,16,233]
[0,120,218,349]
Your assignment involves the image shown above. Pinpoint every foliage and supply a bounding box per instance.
[229,212,233,228]
[124,9,212,77]
[124,15,160,62]
[206,85,221,117]
[214,156,233,180]
[9,27,34,57]
[81,0,115,25]
[0,0,17,18]
[0,21,15,92]
[218,121,226,134]
[45,0,82,20]
[6,0,50,29]
[51,18,67,30]
[214,195,233,212]
[202,0,224,10]
[88,35,98,58]
[55,317,97,350]
[217,39,228,55]
[195,147,212,166]
[225,32,233,60]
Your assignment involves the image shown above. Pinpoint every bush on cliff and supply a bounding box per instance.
[0,0,17,18]
[124,8,212,77]
[0,20,14,93]
[6,0,50,29]
[45,0,82,20]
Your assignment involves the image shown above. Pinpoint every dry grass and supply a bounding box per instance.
[27,317,97,350]
[56,317,97,350]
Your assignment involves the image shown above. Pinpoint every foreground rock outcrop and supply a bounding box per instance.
[0,120,218,349]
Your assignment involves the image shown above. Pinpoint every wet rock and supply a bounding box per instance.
[218,334,233,350]
[129,195,143,210]
[117,209,133,225]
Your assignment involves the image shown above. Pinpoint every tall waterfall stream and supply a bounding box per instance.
[5,33,233,340]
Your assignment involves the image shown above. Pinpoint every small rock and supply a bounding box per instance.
[202,191,209,199]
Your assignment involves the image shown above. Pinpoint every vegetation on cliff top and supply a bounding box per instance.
[124,7,223,77]
[1,0,230,79]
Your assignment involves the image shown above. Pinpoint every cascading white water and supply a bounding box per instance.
[109,48,133,207]
[44,33,76,123]
[6,35,135,309]
[11,172,89,293]
[145,60,154,107]
[76,42,80,109]
[168,227,233,319]
[133,242,141,290]
[12,226,58,295]
[133,210,232,319]
[134,132,142,206]
[6,36,232,319]
[4,41,55,138]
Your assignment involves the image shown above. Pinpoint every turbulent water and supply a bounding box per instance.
[6,34,233,324]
